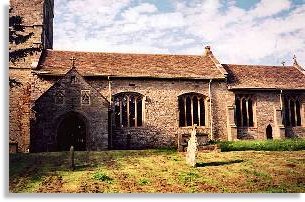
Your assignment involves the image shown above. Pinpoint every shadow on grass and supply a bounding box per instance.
[73,163,96,171]
[196,159,243,167]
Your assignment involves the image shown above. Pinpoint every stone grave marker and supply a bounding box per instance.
[186,124,198,167]
[70,146,75,170]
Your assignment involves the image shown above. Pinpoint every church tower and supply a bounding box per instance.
[9,0,54,152]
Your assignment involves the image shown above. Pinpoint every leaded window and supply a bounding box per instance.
[113,92,143,128]
[81,90,90,105]
[235,95,254,127]
[283,96,302,127]
[178,93,206,127]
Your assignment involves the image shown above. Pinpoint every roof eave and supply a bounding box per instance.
[32,70,225,80]
[228,86,305,91]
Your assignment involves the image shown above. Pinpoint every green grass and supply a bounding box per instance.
[9,149,305,193]
[219,139,305,152]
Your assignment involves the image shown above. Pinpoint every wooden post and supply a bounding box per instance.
[70,146,75,171]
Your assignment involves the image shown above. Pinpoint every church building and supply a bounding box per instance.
[9,0,305,153]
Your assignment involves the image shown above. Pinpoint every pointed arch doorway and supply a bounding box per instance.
[266,124,273,139]
[57,112,87,151]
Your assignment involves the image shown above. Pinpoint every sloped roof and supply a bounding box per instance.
[223,64,305,90]
[34,49,226,79]
[10,0,45,26]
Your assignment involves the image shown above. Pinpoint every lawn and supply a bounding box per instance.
[9,149,305,193]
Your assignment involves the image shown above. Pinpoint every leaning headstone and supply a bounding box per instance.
[70,146,75,171]
[186,124,198,167]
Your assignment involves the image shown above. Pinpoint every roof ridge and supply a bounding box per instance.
[223,63,294,68]
[47,49,204,57]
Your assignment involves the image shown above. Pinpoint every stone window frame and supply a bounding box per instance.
[70,74,78,85]
[81,90,91,106]
[55,90,65,105]
[235,95,256,128]
[178,92,208,128]
[113,92,144,128]
[283,95,302,127]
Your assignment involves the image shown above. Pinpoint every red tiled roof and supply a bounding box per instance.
[223,64,305,90]
[35,49,226,79]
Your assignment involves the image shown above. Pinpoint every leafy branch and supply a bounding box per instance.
[9,7,42,87]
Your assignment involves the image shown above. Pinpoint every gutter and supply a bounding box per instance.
[31,71,226,81]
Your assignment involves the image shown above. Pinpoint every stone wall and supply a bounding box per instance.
[9,0,54,152]
[87,78,232,150]
[234,91,305,140]
[285,127,305,138]
[24,74,305,152]
[9,70,32,152]
[30,69,109,152]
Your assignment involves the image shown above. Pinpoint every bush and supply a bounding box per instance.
[138,178,150,185]
[219,139,305,152]
[92,172,113,183]
[178,172,199,183]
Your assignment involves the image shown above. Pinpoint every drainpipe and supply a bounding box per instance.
[108,76,112,149]
[108,76,112,103]
[209,79,213,140]
[280,89,283,110]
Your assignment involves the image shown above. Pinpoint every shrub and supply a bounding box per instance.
[178,172,199,183]
[138,178,150,185]
[219,139,305,152]
[92,172,113,183]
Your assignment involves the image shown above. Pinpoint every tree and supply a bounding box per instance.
[9,7,41,87]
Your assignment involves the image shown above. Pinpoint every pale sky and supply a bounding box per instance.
[53,0,305,66]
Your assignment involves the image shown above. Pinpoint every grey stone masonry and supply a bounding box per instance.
[30,68,109,152]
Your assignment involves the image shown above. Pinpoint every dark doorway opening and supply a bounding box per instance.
[266,124,273,139]
[57,112,87,151]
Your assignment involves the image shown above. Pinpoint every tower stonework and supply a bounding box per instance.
[9,0,54,152]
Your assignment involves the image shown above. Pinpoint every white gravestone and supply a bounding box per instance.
[186,125,198,167]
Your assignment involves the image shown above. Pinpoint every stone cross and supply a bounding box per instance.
[186,124,198,167]
[70,56,76,68]
[70,145,75,171]
[281,61,285,66]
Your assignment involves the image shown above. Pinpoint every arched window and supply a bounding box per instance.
[55,90,65,105]
[235,95,255,127]
[178,93,206,127]
[284,96,302,127]
[113,92,144,128]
